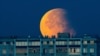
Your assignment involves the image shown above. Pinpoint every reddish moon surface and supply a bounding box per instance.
[40,8,75,38]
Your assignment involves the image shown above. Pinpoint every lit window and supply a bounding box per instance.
[35,41,40,46]
[90,40,94,44]
[69,48,74,53]
[22,42,27,46]
[43,41,47,45]
[83,41,87,44]
[24,42,28,46]
[32,41,40,46]
[16,42,19,46]
[83,48,87,53]
[29,42,32,46]
[76,48,80,53]
[59,41,62,45]
[69,48,80,53]
[32,42,34,45]
[2,49,6,54]
[75,41,81,45]
[16,41,28,46]
[69,41,73,45]
[69,41,81,45]
[56,41,66,45]
[90,48,94,53]
[61,41,66,45]
[49,41,53,45]
[56,41,58,45]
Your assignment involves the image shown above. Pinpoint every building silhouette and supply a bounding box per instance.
[0,33,97,56]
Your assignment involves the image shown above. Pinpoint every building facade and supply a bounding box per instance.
[0,33,97,56]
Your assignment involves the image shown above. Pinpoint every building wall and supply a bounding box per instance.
[0,34,97,56]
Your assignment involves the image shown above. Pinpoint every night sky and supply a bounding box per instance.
[0,0,100,37]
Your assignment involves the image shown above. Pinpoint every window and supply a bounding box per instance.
[83,48,87,53]
[43,48,47,54]
[75,41,81,45]
[69,41,80,45]
[29,48,40,53]
[56,48,67,53]
[16,41,28,46]
[62,48,67,53]
[3,42,6,45]
[49,41,53,45]
[76,48,80,53]
[90,48,94,53]
[2,49,6,54]
[68,48,80,55]
[83,41,87,44]
[69,41,73,45]
[10,42,13,45]
[90,40,94,45]
[56,41,59,45]
[56,41,66,45]
[29,41,40,46]
[16,48,27,54]
[32,41,40,46]
[69,48,80,53]
[43,41,47,45]
[56,48,62,53]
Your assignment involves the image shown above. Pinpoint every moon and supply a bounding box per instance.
[40,8,75,38]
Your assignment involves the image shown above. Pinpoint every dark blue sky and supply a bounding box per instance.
[0,0,100,36]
